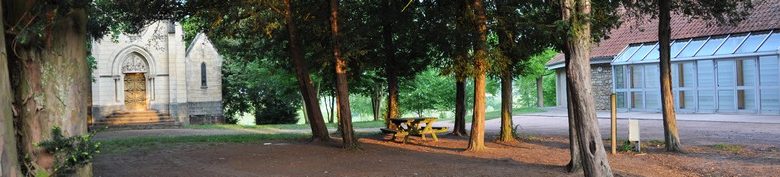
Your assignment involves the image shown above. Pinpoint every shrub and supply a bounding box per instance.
[37,127,100,176]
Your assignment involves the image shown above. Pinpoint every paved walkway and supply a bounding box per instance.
[525,107,780,124]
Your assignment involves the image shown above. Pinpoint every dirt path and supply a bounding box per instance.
[94,135,780,177]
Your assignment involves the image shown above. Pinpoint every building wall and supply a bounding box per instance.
[90,21,224,124]
[185,33,223,118]
[553,63,613,110]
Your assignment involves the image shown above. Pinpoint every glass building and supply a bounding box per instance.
[611,30,780,114]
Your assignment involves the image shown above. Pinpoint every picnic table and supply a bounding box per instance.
[380,117,448,143]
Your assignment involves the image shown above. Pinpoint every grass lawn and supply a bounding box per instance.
[97,132,379,154]
[464,107,544,123]
[186,120,386,130]
[98,134,310,154]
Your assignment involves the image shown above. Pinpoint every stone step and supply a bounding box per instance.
[96,118,176,124]
[108,112,164,117]
[106,114,170,119]
[90,122,182,130]
[90,110,179,130]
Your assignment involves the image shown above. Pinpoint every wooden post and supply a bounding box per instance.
[610,93,617,155]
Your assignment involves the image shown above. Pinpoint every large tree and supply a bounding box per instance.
[465,0,489,152]
[559,0,613,176]
[0,3,23,176]
[283,0,331,141]
[329,0,359,149]
[622,0,754,152]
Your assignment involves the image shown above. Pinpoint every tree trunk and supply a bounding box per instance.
[0,3,23,176]
[565,66,582,172]
[495,0,516,143]
[537,77,544,107]
[8,2,92,175]
[658,0,683,152]
[382,0,400,129]
[302,95,309,124]
[560,0,613,176]
[371,89,381,121]
[498,72,515,142]
[330,0,358,149]
[284,0,329,141]
[329,95,336,123]
[466,0,489,152]
[450,79,468,136]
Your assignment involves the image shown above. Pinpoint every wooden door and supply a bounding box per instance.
[124,73,147,111]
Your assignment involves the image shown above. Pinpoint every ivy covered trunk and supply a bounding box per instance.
[1,3,23,176]
[284,0,330,141]
[382,0,400,128]
[330,0,358,149]
[6,1,92,176]
[658,0,683,152]
[498,72,515,142]
[450,79,468,136]
[466,0,488,152]
[560,0,613,176]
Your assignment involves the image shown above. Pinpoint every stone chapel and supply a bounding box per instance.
[90,21,223,128]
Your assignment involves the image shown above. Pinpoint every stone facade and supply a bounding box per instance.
[90,21,223,125]
[554,63,613,110]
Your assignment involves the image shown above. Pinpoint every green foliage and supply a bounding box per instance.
[36,127,100,177]
[399,69,455,116]
[253,95,299,125]
[618,141,635,152]
[221,56,301,125]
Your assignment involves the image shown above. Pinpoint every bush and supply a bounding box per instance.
[254,96,299,124]
[37,127,100,176]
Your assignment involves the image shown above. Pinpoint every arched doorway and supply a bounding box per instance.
[122,53,149,111]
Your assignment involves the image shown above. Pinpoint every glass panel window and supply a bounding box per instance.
[678,90,696,109]
[672,62,694,88]
[678,38,707,58]
[643,44,660,61]
[736,32,769,53]
[761,89,780,113]
[737,89,755,110]
[645,65,659,88]
[615,45,641,62]
[715,34,747,55]
[645,91,660,110]
[717,60,735,87]
[630,65,643,88]
[757,32,780,52]
[698,60,715,87]
[718,90,735,112]
[695,35,727,56]
[614,66,626,89]
[631,92,644,109]
[671,39,689,57]
[759,56,779,86]
[617,92,627,108]
[630,43,656,61]
[698,90,715,111]
[736,60,756,87]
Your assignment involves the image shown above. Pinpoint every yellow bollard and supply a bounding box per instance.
[610,93,617,155]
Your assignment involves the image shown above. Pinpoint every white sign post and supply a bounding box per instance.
[628,119,640,152]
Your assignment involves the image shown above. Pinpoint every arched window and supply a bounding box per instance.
[201,62,207,88]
